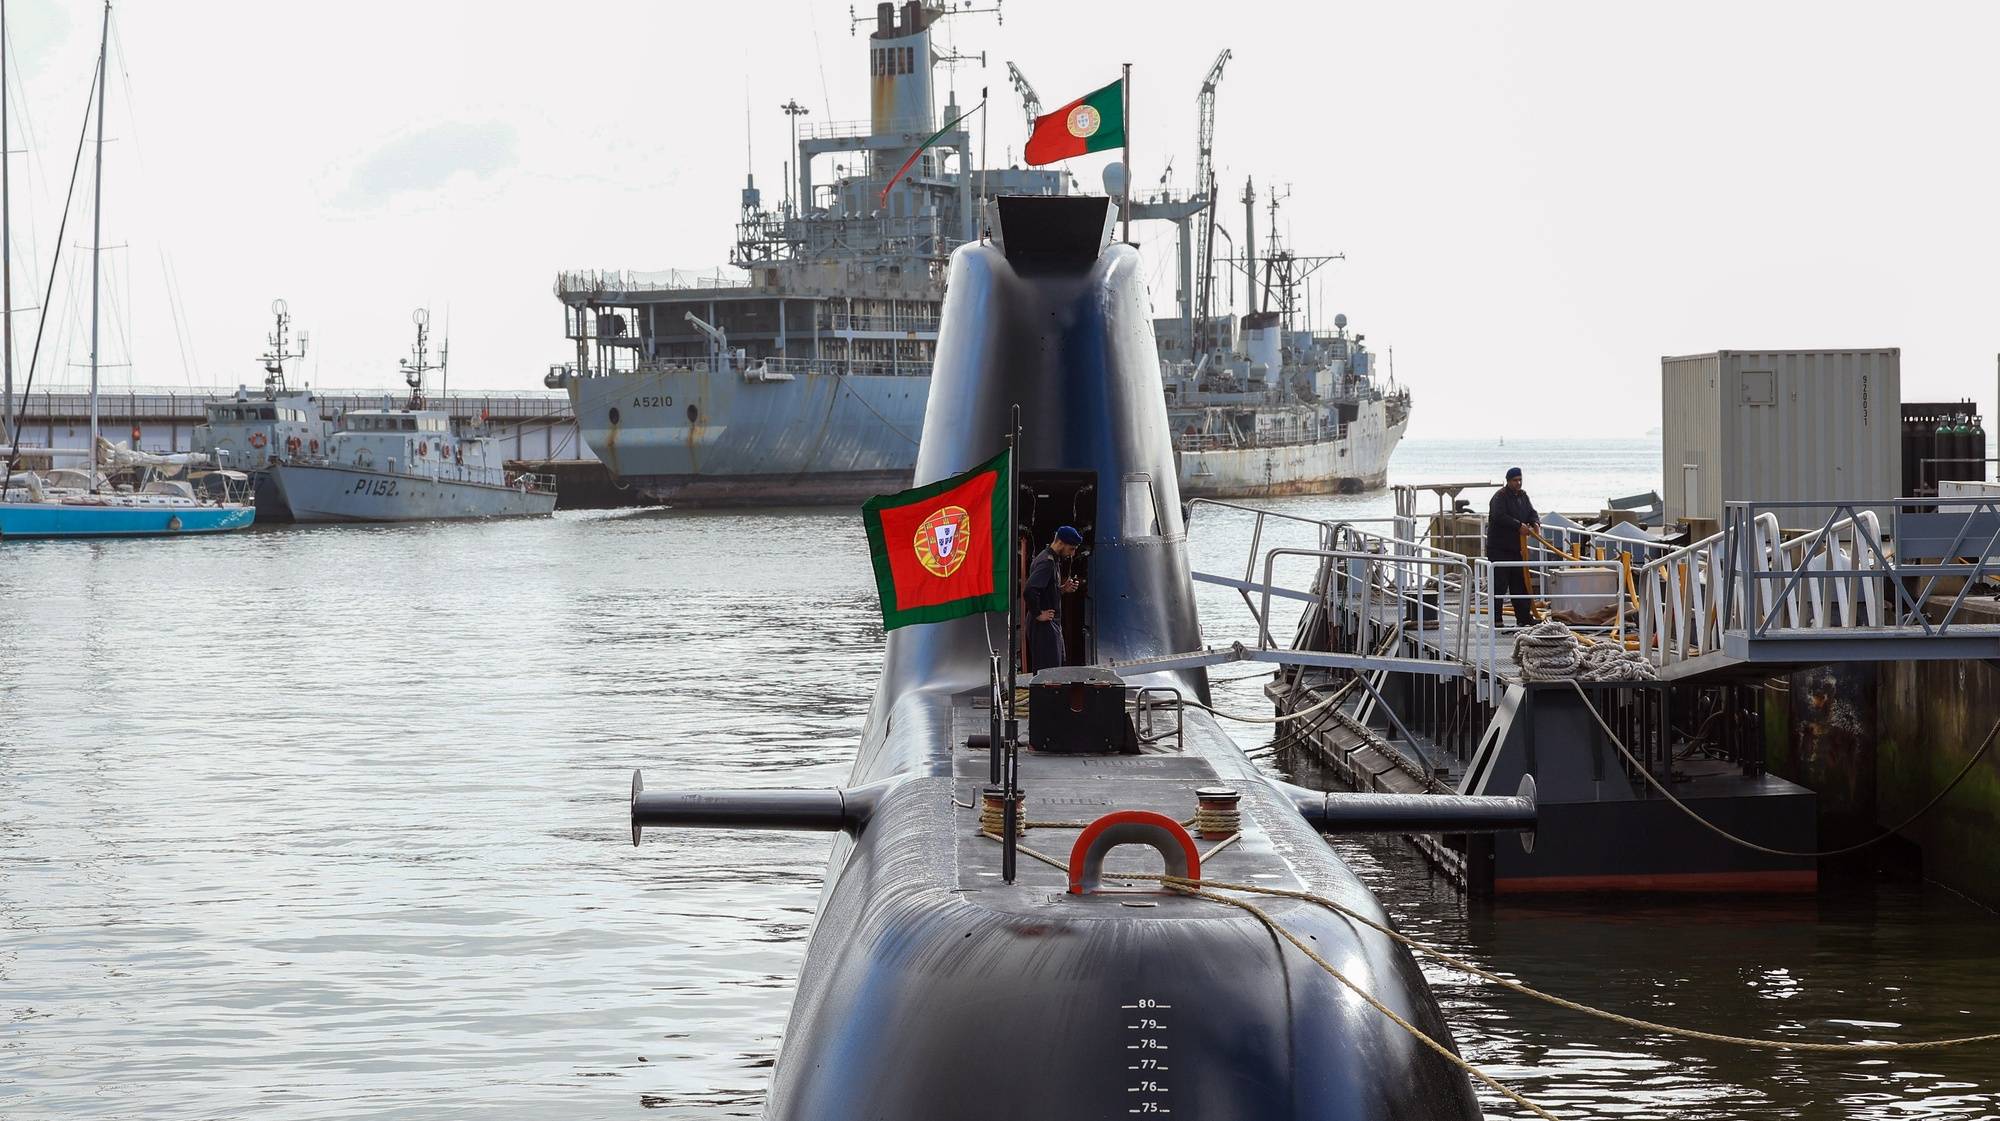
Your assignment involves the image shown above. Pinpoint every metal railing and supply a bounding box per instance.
[1174,422,1351,453]
[9,388,575,422]
[555,268,751,297]
[557,355,926,381]
[1633,497,2000,664]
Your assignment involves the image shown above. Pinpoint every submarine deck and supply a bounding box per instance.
[948,691,1303,898]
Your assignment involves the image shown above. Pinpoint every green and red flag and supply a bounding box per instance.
[1023,78,1124,165]
[862,450,1011,630]
[879,99,984,207]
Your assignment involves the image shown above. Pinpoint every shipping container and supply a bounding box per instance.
[1661,349,1901,530]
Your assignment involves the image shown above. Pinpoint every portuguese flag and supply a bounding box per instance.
[862,450,1011,630]
[1024,78,1125,166]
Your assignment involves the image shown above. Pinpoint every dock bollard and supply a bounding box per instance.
[979,786,1026,835]
[1193,787,1242,839]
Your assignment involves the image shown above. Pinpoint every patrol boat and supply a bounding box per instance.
[266,310,556,523]
[190,300,333,521]
[626,195,1533,1120]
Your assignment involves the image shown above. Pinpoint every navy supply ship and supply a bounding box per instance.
[624,195,1532,1120]
[268,310,556,523]
[191,300,333,521]
[550,3,1412,506]
[1166,310,1409,497]
[547,0,1063,505]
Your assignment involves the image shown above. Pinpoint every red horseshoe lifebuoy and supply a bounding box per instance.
[418,441,429,456]
[249,432,267,449]
[286,436,301,454]
[308,439,319,454]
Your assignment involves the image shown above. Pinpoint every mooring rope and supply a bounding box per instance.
[1567,679,2000,859]
[977,813,2000,1121]
[1147,872,2000,1054]
[976,830,1559,1119]
[1171,883,1564,1121]
[1184,632,1401,724]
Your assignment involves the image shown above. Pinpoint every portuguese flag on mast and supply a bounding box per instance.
[862,450,1012,630]
[1024,78,1125,165]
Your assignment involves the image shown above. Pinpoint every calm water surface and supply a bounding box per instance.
[2,438,1995,1119]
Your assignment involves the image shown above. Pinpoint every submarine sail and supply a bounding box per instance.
[630,194,1533,1120]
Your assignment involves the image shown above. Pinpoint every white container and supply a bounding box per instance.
[1541,565,1621,618]
[1662,348,1900,529]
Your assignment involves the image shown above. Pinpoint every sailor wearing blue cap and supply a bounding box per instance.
[1025,526,1084,671]
[1487,468,1541,628]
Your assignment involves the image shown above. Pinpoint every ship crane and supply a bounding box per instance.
[1192,49,1231,344]
[1005,61,1042,132]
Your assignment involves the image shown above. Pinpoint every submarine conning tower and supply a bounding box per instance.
[629,196,1535,1120]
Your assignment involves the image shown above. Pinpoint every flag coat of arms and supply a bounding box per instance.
[1024,78,1125,165]
[862,450,1011,630]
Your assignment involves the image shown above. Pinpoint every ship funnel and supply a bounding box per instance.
[1243,310,1282,372]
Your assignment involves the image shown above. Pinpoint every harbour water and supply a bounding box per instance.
[3,437,1996,1120]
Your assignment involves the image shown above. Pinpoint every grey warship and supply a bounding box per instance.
[625,195,1532,1119]
[550,2,1411,506]
[268,311,556,523]
[549,1,1062,505]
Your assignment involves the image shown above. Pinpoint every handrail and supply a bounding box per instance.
[1259,546,1475,664]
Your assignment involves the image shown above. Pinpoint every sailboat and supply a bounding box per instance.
[0,0,254,539]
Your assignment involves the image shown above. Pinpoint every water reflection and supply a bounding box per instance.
[1,439,1994,1119]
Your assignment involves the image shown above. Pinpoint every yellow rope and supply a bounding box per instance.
[976,830,1560,1119]
[1152,873,2000,1054]
[1567,679,2000,859]
[1170,883,1561,1121]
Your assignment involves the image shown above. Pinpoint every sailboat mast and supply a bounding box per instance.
[2,0,13,449]
[87,0,107,487]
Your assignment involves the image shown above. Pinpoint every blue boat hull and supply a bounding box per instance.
[0,502,256,538]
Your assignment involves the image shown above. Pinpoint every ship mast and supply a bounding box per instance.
[2,0,12,449]
[86,0,108,491]
[399,308,442,409]
[262,298,307,397]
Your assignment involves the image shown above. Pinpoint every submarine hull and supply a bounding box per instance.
[756,198,1486,1120]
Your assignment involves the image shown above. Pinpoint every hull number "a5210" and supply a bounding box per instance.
[632,395,674,408]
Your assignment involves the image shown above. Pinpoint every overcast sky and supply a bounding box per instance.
[5,0,1997,438]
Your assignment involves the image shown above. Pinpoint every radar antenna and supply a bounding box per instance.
[849,1,1001,35]
[399,308,444,409]
[261,298,307,397]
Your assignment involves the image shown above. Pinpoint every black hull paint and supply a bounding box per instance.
[744,199,1487,1120]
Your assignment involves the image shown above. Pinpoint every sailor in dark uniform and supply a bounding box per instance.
[1025,525,1083,671]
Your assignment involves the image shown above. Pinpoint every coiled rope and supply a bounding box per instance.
[1513,619,1657,682]
[1567,679,2000,859]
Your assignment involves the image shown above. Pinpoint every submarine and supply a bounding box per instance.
[629,194,1538,1119]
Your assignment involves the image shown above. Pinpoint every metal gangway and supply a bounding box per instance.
[1110,492,2000,698]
